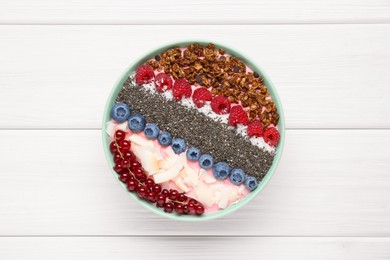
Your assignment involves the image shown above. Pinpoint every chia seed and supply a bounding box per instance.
[116,77,275,181]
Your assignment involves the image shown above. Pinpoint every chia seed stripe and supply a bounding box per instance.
[116,77,275,181]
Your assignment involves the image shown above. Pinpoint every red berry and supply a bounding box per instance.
[114,130,125,141]
[146,191,157,202]
[161,189,169,196]
[155,73,173,92]
[130,161,141,171]
[195,205,205,215]
[182,205,190,214]
[127,179,138,191]
[192,88,212,108]
[177,193,187,202]
[169,189,179,200]
[174,203,184,214]
[247,119,264,137]
[135,65,154,85]
[135,172,147,183]
[119,170,131,183]
[113,152,122,164]
[211,95,231,114]
[187,202,196,214]
[123,150,135,160]
[145,178,155,189]
[263,127,280,147]
[113,164,124,173]
[164,202,174,213]
[156,194,167,207]
[118,140,130,152]
[151,184,162,194]
[189,198,199,205]
[137,186,148,198]
[172,78,192,101]
[228,105,249,126]
[121,159,131,168]
[110,141,119,153]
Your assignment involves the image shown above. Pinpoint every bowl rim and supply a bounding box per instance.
[102,40,285,221]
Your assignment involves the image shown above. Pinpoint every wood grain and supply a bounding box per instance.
[0,129,389,236]
[0,237,389,260]
[0,0,389,24]
[0,25,389,129]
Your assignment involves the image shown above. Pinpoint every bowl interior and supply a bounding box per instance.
[102,41,285,221]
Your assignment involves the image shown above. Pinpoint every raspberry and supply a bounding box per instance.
[211,95,231,114]
[192,88,212,108]
[135,65,154,85]
[247,120,264,137]
[154,73,173,92]
[172,78,192,100]
[263,127,280,146]
[228,105,249,126]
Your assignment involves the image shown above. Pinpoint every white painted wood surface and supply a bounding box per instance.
[0,237,389,260]
[0,0,389,24]
[0,0,390,258]
[0,25,389,129]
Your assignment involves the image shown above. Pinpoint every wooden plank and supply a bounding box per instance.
[0,237,389,260]
[0,129,389,236]
[0,0,389,24]
[0,25,389,129]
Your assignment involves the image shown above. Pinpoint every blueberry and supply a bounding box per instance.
[171,138,186,154]
[128,114,145,133]
[111,102,131,123]
[186,147,201,161]
[229,168,246,185]
[212,162,230,180]
[157,131,172,146]
[199,154,214,169]
[244,176,258,191]
[144,123,160,139]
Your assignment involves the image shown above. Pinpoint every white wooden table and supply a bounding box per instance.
[0,1,389,259]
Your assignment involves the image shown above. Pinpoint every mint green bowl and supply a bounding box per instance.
[102,41,285,221]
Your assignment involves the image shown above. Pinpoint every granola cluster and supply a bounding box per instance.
[147,43,279,128]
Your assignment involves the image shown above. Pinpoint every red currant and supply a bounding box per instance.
[130,161,141,170]
[169,189,179,200]
[119,140,131,152]
[123,150,135,160]
[146,191,157,202]
[156,194,167,207]
[122,159,132,168]
[137,186,147,198]
[187,202,196,214]
[161,189,169,196]
[195,205,205,215]
[127,179,138,191]
[113,164,124,173]
[119,171,131,183]
[135,172,147,183]
[189,199,199,205]
[164,202,174,213]
[182,205,189,214]
[174,203,184,214]
[110,141,119,153]
[177,193,187,202]
[113,152,122,164]
[114,130,126,141]
[151,184,162,194]
[145,178,155,189]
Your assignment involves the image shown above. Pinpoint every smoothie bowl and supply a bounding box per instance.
[102,41,285,221]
